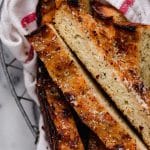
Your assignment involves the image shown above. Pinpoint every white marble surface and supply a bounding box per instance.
[0,47,37,150]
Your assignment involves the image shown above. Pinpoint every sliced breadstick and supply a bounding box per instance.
[28,24,146,149]
[54,4,150,147]
[91,2,150,88]
[37,60,84,150]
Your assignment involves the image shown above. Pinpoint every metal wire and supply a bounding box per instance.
[0,41,39,139]
[0,0,39,140]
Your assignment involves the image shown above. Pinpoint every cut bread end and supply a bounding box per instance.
[54,4,150,148]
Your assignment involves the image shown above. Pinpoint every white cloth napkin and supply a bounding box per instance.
[106,0,150,24]
[0,0,150,150]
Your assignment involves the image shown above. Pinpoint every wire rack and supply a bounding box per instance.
[0,41,39,140]
[0,0,39,142]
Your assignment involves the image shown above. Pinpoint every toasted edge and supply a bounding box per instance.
[54,4,150,148]
[28,23,147,149]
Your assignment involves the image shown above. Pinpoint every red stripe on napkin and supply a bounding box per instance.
[21,13,36,28]
[25,46,34,63]
[119,0,135,14]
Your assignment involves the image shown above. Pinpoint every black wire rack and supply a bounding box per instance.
[0,41,39,140]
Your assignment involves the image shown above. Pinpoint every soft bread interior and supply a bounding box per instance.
[92,3,150,88]
[28,23,147,149]
[139,27,150,88]
[54,4,150,147]
[37,61,84,149]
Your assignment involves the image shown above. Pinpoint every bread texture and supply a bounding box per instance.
[54,4,150,147]
[39,0,91,25]
[28,23,147,149]
[37,59,105,150]
[92,3,150,88]
[37,60,84,150]
[138,26,150,88]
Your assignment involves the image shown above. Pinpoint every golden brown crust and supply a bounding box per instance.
[40,0,56,24]
[53,4,150,148]
[66,3,150,109]
[37,60,84,150]
[91,2,150,86]
[95,7,150,108]
[37,72,58,149]
[28,24,137,149]
[39,0,91,25]
[90,3,150,123]
[91,2,150,94]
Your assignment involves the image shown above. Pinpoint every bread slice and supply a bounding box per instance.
[37,59,105,150]
[28,23,147,149]
[37,60,84,150]
[39,0,91,25]
[92,2,150,88]
[54,4,150,147]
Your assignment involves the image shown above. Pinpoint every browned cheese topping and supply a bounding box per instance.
[28,24,137,149]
